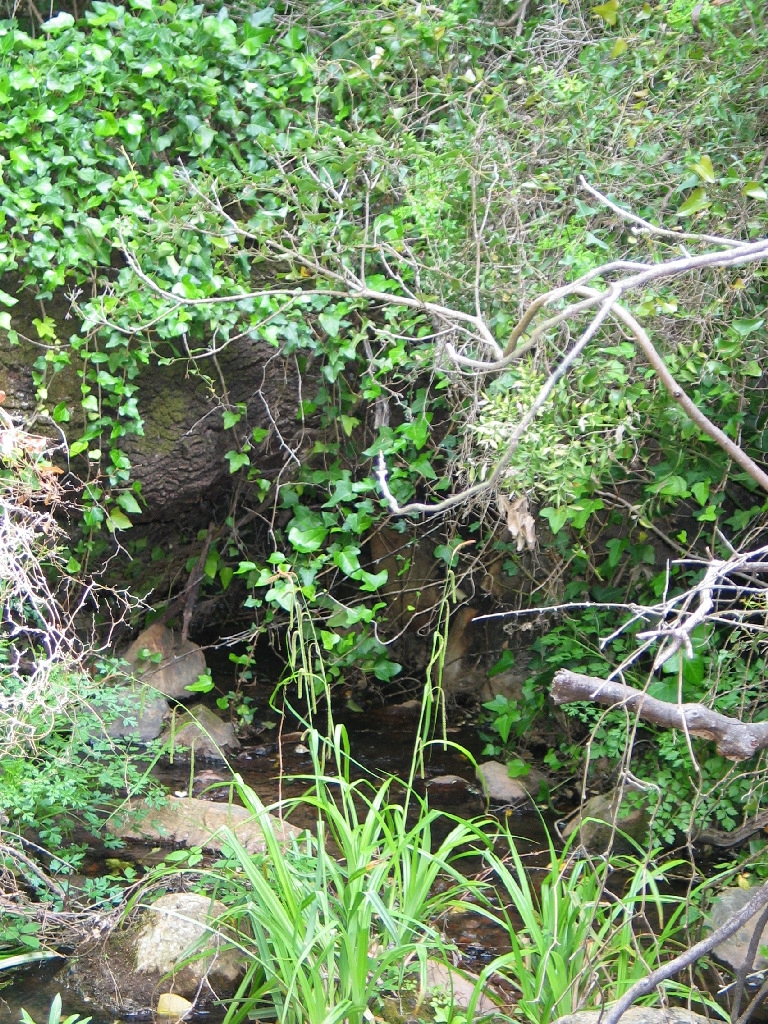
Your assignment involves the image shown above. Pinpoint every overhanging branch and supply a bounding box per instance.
[551,668,768,761]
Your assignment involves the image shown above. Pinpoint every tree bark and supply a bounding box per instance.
[551,669,768,761]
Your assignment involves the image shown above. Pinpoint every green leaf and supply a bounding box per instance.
[194,125,215,152]
[225,449,250,473]
[185,670,214,693]
[690,155,715,183]
[373,657,401,682]
[0,312,12,331]
[732,318,764,337]
[52,402,70,423]
[42,11,75,31]
[591,0,618,26]
[676,187,709,216]
[288,523,329,553]
[507,758,530,779]
[141,61,163,78]
[358,569,388,591]
[107,509,133,531]
[743,181,768,201]
[319,312,341,337]
[610,37,627,57]
[116,491,142,515]
[489,649,515,677]
[333,546,361,576]
[540,506,569,535]
[690,480,710,506]
[401,418,429,450]
[223,409,242,429]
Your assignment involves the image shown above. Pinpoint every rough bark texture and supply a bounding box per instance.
[551,668,768,761]
[0,286,314,523]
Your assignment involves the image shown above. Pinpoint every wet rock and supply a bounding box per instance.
[708,887,768,973]
[476,761,530,805]
[161,705,239,761]
[191,769,231,800]
[123,622,207,699]
[478,652,534,705]
[560,783,651,853]
[424,960,500,1014]
[107,795,302,854]
[554,1010,711,1024]
[156,992,194,1019]
[425,775,485,815]
[91,683,169,742]
[70,893,244,1014]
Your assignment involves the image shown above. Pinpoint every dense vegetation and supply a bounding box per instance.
[2,0,768,1020]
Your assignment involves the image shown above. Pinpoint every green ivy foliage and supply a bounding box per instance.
[2,0,768,841]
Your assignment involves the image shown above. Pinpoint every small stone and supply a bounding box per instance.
[708,887,768,973]
[161,705,239,761]
[107,796,302,854]
[156,992,194,1019]
[90,683,169,742]
[560,783,650,853]
[554,1009,711,1024]
[476,762,529,805]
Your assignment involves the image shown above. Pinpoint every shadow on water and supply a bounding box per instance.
[1,698,553,1023]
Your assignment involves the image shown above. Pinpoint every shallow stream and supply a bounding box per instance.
[1,697,550,1023]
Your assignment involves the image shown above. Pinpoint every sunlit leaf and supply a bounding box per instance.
[591,0,619,26]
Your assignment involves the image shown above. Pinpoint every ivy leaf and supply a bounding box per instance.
[333,546,361,576]
[185,670,214,693]
[116,491,142,515]
[358,569,388,592]
[676,188,709,216]
[591,0,618,26]
[225,449,250,473]
[540,506,569,535]
[107,509,133,531]
[42,11,75,31]
[288,522,328,553]
[319,312,341,337]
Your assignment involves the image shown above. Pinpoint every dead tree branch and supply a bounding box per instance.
[599,878,768,1024]
[551,669,768,761]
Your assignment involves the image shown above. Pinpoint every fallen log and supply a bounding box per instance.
[551,668,768,761]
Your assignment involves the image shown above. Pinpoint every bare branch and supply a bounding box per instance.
[598,878,768,1024]
[551,669,768,761]
[579,176,743,249]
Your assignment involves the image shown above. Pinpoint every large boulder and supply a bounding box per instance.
[123,622,207,699]
[161,704,239,761]
[70,893,244,1014]
[107,796,303,854]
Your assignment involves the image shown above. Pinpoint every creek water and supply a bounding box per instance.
[0,696,549,1023]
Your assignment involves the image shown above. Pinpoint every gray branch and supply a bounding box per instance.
[551,669,768,761]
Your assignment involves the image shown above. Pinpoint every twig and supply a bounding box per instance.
[579,176,742,249]
[600,878,768,1024]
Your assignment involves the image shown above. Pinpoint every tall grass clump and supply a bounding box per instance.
[190,729,493,1024]
[480,826,723,1024]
